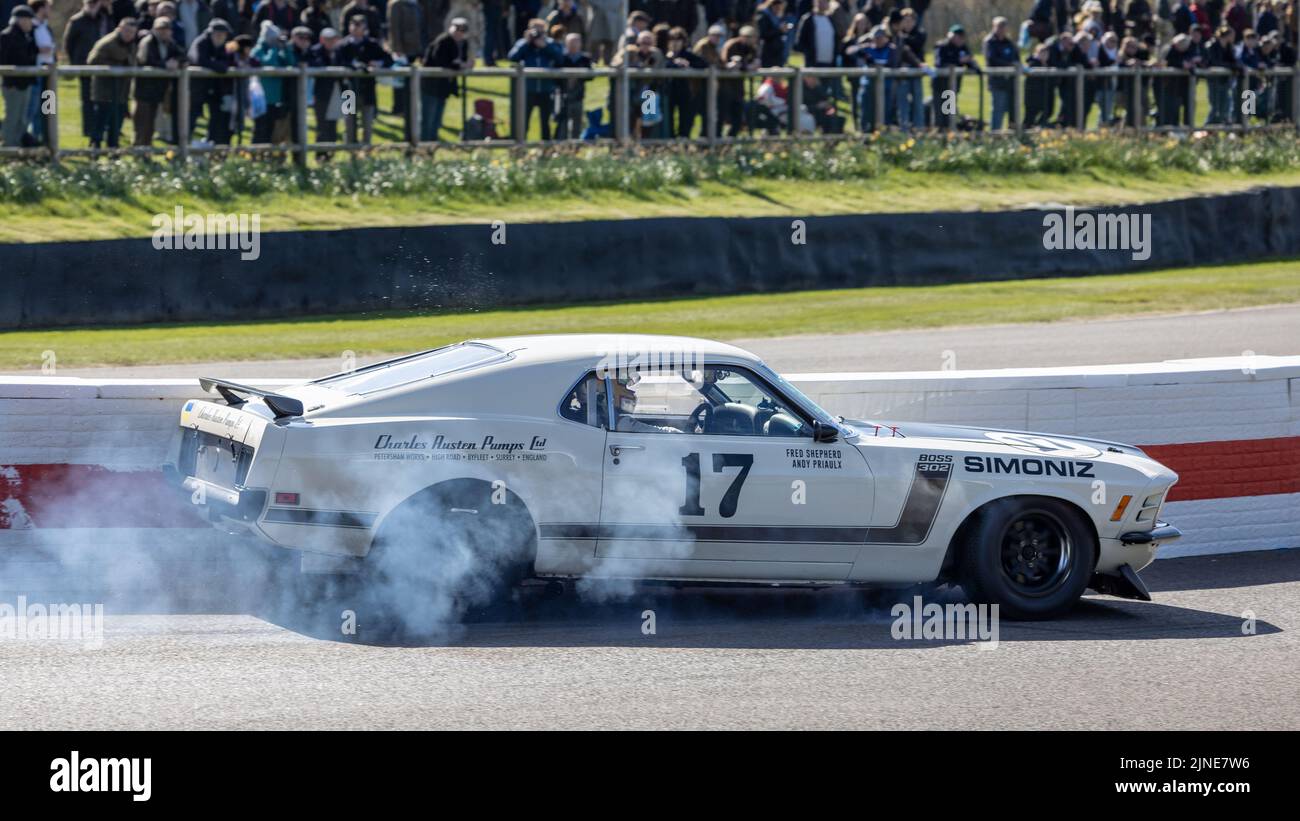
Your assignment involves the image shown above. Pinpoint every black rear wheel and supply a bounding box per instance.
[361,480,536,634]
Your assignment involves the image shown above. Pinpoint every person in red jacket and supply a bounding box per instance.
[1224,0,1250,35]
[1189,1,1213,38]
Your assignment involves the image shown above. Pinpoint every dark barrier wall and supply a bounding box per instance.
[3,187,1298,329]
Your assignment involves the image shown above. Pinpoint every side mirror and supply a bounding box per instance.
[812,420,838,443]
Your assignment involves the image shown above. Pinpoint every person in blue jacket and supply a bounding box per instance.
[508,17,562,139]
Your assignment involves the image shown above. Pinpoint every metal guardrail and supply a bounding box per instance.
[0,62,1297,161]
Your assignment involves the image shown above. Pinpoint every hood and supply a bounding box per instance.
[842,418,1146,459]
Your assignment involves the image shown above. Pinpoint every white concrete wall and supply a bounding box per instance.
[2,355,1298,559]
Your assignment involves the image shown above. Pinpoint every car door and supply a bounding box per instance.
[595,364,874,581]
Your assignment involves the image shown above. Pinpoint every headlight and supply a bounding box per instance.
[1136,492,1164,522]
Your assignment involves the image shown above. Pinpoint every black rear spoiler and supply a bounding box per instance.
[199,378,304,420]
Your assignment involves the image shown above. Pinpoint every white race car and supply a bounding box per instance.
[171,334,1182,619]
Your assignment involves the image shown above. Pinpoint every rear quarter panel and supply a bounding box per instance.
[261,412,606,561]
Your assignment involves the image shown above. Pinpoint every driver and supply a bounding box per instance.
[613,373,684,434]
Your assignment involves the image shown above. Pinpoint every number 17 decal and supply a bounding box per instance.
[679,452,754,518]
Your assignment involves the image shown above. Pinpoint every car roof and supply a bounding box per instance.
[471,334,761,368]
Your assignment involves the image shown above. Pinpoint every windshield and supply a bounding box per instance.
[312,342,508,394]
[758,364,838,426]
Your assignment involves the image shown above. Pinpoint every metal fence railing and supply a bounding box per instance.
[1,62,1298,161]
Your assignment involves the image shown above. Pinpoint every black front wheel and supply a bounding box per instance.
[960,497,1096,620]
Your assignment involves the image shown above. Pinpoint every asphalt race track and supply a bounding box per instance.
[0,547,1296,730]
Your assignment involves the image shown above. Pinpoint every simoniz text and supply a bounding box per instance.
[963,456,1095,477]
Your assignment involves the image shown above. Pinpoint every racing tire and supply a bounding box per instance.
[959,497,1096,621]
[361,480,537,634]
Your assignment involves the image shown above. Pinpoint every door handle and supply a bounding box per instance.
[609,444,645,458]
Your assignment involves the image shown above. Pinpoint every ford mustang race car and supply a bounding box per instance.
[170,334,1182,620]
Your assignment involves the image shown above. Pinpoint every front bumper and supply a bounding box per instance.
[1096,521,1181,576]
[1119,522,1182,545]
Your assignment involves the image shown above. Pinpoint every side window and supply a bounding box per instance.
[558,373,608,428]
[610,366,810,437]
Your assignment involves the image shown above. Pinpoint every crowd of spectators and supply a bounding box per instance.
[0,0,1297,148]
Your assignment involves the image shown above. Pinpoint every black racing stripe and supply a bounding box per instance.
[540,460,952,547]
[865,461,951,544]
[541,523,600,539]
[540,523,869,543]
[264,508,378,529]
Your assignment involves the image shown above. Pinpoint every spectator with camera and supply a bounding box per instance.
[1116,34,1153,126]
[690,22,725,136]
[611,29,665,137]
[508,17,562,139]
[1205,24,1237,123]
[664,25,706,138]
[719,24,759,137]
[932,23,976,130]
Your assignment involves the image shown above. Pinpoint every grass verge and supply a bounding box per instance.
[3,132,1300,243]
